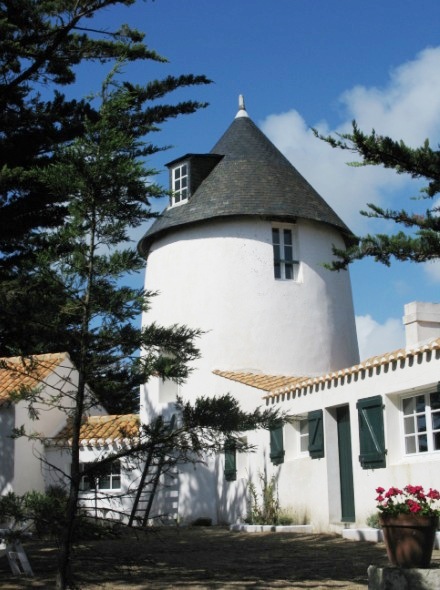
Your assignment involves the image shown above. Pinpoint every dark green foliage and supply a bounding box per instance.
[0,488,119,540]
[314,122,440,268]
[34,73,203,416]
[0,0,211,365]
[177,393,283,450]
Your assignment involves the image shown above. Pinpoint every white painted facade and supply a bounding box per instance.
[213,313,440,532]
[138,102,440,533]
[0,354,78,496]
[141,217,359,422]
[140,305,440,533]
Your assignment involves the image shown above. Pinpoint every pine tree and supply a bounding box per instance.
[0,0,210,356]
[35,72,204,588]
[314,122,440,269]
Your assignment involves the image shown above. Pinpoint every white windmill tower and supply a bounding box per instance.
[138,97,359,421]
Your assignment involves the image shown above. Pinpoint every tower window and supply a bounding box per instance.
[171,163,189,205]
[272,226,299,280]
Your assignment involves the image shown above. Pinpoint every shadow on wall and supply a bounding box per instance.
[0,405,15,495]
[217,454,248,525]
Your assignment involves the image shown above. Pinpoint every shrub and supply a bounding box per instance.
[245,473,280,525]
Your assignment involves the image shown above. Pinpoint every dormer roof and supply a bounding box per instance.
[138,100,352,258]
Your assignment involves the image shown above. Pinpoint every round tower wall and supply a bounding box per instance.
[142,218,359,399]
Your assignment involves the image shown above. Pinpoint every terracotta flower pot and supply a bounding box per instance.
[379,514,439,568]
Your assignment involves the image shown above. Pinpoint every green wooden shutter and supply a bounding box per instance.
[224,441,237,481]
[270,423,285,465]
[357,395,386,469]
[308,410,324,459]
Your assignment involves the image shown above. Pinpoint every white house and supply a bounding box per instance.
[2,99,440,536]
[0,353,78,496]
[0,353,144,524]
[137,98,440,533]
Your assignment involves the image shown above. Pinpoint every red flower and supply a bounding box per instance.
[407,500,422,513]
[376,486,385,494]
[427,489,440,500]
[385,487,402,498]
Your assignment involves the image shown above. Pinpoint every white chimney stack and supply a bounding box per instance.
[403,301,440,348]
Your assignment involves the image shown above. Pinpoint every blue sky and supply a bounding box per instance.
[75,0,440,360]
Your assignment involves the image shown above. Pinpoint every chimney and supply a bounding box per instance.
[403,301,440,348]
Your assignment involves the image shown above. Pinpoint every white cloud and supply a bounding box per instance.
[261,47,440,234]
[355,314,405,360]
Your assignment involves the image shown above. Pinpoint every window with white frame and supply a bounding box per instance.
[171,163,189,205]
[79,461,121,491]
[272,226,299,280]
[402,391,440,454]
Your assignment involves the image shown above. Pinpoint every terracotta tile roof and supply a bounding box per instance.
[49,414,140,446]
[212,369,306,392]
[0,352,68,407]
[214,338,440,402]
[265,338,440,400]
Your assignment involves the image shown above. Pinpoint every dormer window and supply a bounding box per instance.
[171,163,189,206]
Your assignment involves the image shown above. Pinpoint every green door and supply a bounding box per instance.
[337,405,355,522]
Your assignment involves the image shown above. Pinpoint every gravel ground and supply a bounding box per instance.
[1,525,438,589]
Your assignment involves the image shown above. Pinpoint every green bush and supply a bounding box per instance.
[0,488,118,541]
[366,512,381,529]
[246,474,280,525]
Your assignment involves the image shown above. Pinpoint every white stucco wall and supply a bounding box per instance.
[10,355,79,495]
[141,217,359,421]
[144,343,440,532]
[45,444,143,523]
[211,345,440,533]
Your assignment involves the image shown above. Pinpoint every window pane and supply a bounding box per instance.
[112,476,121,489]
[405,437,416,454]
[430,392,440,410]
[181,164,187,176]
[284,245,293,262]
[174,168,181,179]
[433,432,440,450]
[285,263,293,280]
[418,434,428,452]
[99,476,110,490]
[403,397,414,415]
[415,395,426,413]
[274,263,281,279]
[417,415,426,433]
[272,228,280,244]
[182,176,188,188]
[404,416,415,434]
[283,229,292,245]
[432,412,440,430]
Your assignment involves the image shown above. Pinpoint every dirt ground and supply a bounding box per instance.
[1,526,439,590]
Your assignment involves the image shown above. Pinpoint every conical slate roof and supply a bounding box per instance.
[138,103,352,258]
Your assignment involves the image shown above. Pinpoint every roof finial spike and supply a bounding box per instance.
[235,94,249,119]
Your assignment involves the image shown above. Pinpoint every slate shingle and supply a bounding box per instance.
[139,114,352,257]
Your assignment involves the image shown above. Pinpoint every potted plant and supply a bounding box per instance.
[375,485,440,568]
